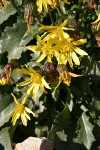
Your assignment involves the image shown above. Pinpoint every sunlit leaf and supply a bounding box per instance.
[0,2,17,25]
[0,99,16,127]
[0,20,40,60]
[0,127,12,150]
[77,112,95,150]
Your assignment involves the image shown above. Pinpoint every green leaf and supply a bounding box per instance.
[90,61,100,76]
[77,112,95,150]
[11,69,22,82]
[0,19,40,60]
[0,94,12,113]
[54,131,67,150]
[0,127,12,150]
[0,97,16,127]
[92,99,100,111]
[16,0,23,5]
[0,2,17,25]
[51,106,71,132]
[49,107,71,150]
[96,119,100,127]
[82,76,92,96]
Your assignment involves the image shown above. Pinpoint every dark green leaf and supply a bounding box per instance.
[51,106,71,132]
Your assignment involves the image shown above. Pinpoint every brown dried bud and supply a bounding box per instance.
[42,62,59,86]
[87,0,97,10]
[24,1,35,33]
[57,64,67,73]
[67,20,79,30]
[95,34,100,47]
[0,1,2,10]
[42,62,56,73]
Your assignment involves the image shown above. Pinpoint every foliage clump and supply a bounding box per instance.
[0,0,100,150]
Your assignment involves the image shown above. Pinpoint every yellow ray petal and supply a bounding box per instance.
[12,112,20,125]
[11,93,19,104]
[25,65,36,73]
[42,77,51,89]
[26,45,41,52]
[68,72,82,77]
[39,25,55,30]
[17,79,31,87]
[27,84,34,95]
[21,114,27,126]
[72,39,87,45]
[21,95,27,104]
[91,13,100,24]
[37,54,46,62]
[24,111,31,120]
[32,84,40,97]
[25,107,35,116]
[72,51,80,65]
[74,47,88,56]
[17,69,31,75]
[67,52,73,68]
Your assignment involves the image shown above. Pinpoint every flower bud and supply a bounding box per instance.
[24,1,35,33]
[95,34,100,47]
[42,62,56,73]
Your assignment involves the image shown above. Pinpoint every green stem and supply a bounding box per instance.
[48,6,54,25]
[56,7,65,21]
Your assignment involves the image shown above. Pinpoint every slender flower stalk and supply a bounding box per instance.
[8,93,35,126]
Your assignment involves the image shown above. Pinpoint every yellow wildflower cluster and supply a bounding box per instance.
[26,20,88,69]
[8,65,51,126]
[26,19,88,90]
[8,0,89,126]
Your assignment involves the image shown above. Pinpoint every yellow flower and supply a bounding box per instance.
[53,33,88,68]
[9,93,35,126]
[26,35,58,63]
[39,19,74,41]
[17,65,51,98]
[55,65,82,90]
[64,0,70,4]
[36,0,59,13]
[2,0,7,7]
[91,13,100,31]
[26,32,87,68]
[36,0,70,12]
[0,75,8,85]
